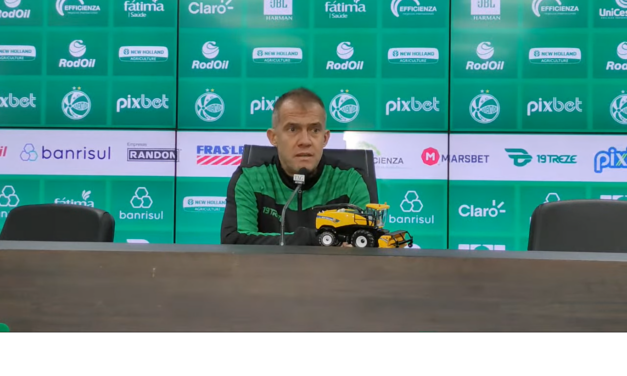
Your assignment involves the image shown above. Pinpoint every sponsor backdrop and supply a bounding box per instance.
[0,0,626,250]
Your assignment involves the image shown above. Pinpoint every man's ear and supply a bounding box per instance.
[267,128,277,146]
[323,130,331,147]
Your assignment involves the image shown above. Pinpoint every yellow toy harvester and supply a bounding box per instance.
[314,203,413,248]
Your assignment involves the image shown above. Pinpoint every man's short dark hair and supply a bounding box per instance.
[272,88,325,127]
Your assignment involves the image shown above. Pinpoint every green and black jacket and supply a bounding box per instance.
[221,154,371,245]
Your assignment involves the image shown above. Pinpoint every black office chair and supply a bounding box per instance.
[241,145,378,203]
[0,204,115,242]
[528,199,627,252]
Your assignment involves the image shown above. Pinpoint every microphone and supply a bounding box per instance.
[280,168,308,246]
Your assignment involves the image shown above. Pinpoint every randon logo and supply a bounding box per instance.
[130,187,153,209]
[330,91,359,123]
[400,191,423,213]
[469,91,500,124]
[195,90,224,122]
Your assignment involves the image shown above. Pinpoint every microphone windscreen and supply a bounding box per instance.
[298,168,310,176]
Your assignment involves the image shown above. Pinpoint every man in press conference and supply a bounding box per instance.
[220,88,370,246]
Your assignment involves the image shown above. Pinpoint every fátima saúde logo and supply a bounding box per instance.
[253,47,303,64]
[0,93,36,108]
[120,187,163,220]
[529,47,581,65]
[0,186,19,216]
[56,0,101,16]
[195,89,224,122]
[60,40,96,69]
[119,46,168,62]
[471,0,500,21]
[388,190,434,225]
[62,87,91,120]
[324,0,366,19]
[124,0,165,18]
[599,0,627,20]
[469,90,500,124]
[594,147,627,173]
[532,0,579,17]
[183,196,226,212]
[611,91,627,125]
[0,44,36,61]
[388,47,438,64]
[0,0,32,19]
[466,42,504,71]
[188,0,234,15]
[55,190,95,207]
[330,90,359,123]
[192,41,229,70]
[196,145,244,166]
[606,42,627,71]
[327,42,364,71]
[264,0,293,21]
[250,95,279,115]
[385,96,440,115]
[390,0,437,17]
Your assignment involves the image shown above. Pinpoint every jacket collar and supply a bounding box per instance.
[276,154,325,191]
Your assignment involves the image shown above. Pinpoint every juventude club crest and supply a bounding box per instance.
[62,87,91,120]
[469,91,500,124]
[329,90,359,123]
[610,91,627,125]
[195,89,224,122]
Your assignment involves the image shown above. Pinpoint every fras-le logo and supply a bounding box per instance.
[192,41,229,70]
[0,0,32,19]
[196,145,243,166]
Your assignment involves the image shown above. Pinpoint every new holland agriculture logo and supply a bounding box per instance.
[325,0,366,19]
[532,0,579,17]
[459,200,506,218]
[116,94,170,113]
[183,196,226,212]
[599,0,627,20]
[119,46,168,62]
[252,47,303,64]
[385,97,440,115]
[124,0,165,18]
[469,90,500,124]
[527,97,583,116]
[120,187,163,221]
[0,45,36,61]
[390,0,437,17]
[388,48,438,64]
[188,0,234,15]
[195,89,224,122]
[330,90,359,123]
[388,191,434,225]
[529,48,581,64]
[471,0,500,21]
[192,41,229,70]
[196,145,244,166]
[264,0,292,21]
[62,87,91,120]
[0,93,36,108]
[54,190,95,207]
[610,91,627,125]
[0,186,19,215]
[0,0,31,19]
[326,42,364,71]
[466,42,505,71]
[594,147,627,173]
[250,96,278,114]
[59,40,96,69]
[56,0,101,16]
[606,42,627,71]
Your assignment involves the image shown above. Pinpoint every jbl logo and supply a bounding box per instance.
[477,0,496,8]
[471,0,500,15]
[264,0,292,15]
[268,0,289,8]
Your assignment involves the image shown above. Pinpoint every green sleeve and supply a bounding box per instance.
[349,171,372,208]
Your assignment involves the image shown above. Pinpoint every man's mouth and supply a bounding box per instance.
[296,153,313,158]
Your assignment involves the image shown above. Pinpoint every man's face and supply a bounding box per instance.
[267,99,330,176]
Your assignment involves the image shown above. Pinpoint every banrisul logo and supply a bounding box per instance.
[59,40,96,69]
[56,0,101,16]
[330,90,359,123]
[55,190,95,207]
[469,90,500,124]
[599,0,627,20]
[119,46,168,62]
[188,0,234,15]
[606,42,627,71]
[389,191,434,225]
[610,91,627,125]
[532,0,579,17]
[325,0,366,19]
[116,94,170,113]
[0,0,31,19]
[183,196,226,213]
[0,45,36,61]
[124,0,165,18]
[22,143,111,161]
[62,87,91,120]
[264,0,292,21]
[471,0,500,21]
[388,48,438,64]
[195,89,224,122]
[120,187,163,221]
[0,93,36,108]
[466,42,505,71]
[250,95,278,114]
[253,47,303,64]
[527,97,583,116]
[327,42,364,71]
[594,147,627,173]
[192,41,229,70]
[385,96,440,115]
[390,0,437,17]
[529,48,581,64]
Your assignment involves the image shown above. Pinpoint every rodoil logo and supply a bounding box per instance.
[610,91,627,125]
[56,0,101,16]
[189,0,233,15]
[124,0,165,18]
[250,96,278,114]
[527,97,583,116]
[459,200,506,218]
[0,93,36,108]
[192,42,229,70]
[599,0,627,20]
[0,45,36,61]
[326,42,364,71]
[390,0,437,17]
[388,191,434,225]
[606,42,627,71]
[594,147,627,173]
[325,0,366,19]
[54,190,95,207]
[59,40,96,69]
[385,97,440,115]
[116,94,170,112]
[466,42,505,71]
[120,187,163,221]
[0,0,31,19]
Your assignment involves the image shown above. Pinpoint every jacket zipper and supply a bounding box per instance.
[298,189,302,211]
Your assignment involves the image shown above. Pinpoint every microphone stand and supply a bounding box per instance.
[280,169,307,246]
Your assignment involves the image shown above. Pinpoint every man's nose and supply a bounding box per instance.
[296,129,313,146]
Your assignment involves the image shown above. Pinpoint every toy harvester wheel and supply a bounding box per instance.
[352,230,375,248]
[319,231,337,247]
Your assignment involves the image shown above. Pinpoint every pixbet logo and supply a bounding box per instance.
[599,0,627,20]
[56,0,101,16]
[116,94,170,112]
[459,200,506,218]
[0,0,31,19]
[390,0,437,17]
[388,190,434,225]
[124,0,165,18]
[329,90,359,123]
[606,42,627,71]
[120,187,164,221]
[325,0,366,19]
[385,97,440,115]
[610,91,627,125]
[196,145,244,166]
[0,185,19,214]
[326,42,364,71]
[192,41,229,70]
[189,0,233,15]
[250,96,278,114]
[469,90,500,124]
[62,87,91,120]
[195,89,224,122]
[527,97,583,116]
[594,147,627,173]
[471,0,500,20]
[54,190,94,207]
[59,40,96,69]
[264,0,292,21]
[0,93,36,108]
[532,0,579,17]
[466,42,505,71]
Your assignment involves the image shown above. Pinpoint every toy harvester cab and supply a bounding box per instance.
[314,203,413,249]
